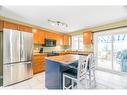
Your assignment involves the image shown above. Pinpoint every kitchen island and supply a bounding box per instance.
[45,54,81,89]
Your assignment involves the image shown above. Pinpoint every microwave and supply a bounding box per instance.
[45,39,56,47]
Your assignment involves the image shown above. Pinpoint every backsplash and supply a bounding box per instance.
[34,44,71,52]
[84,44,93,52]
[34,44,93,52]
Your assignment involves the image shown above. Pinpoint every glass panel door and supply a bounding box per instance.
[113,34,127,73]
[97,35,112,69]
[95,29,127,74]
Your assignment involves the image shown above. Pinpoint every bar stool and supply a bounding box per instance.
[87,53,96,88]
[62,55,90,89]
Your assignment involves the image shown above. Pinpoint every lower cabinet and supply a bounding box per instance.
[33,54,46,74]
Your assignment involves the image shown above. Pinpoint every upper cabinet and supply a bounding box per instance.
[3,21,18,30]
[83,31,93,44]
[45,31,55,39]
[0,20,4,31]
[55,34,63,46]
[18,25,32,32]
[0,21,32,32]
[1,21,70,46]
[63,35,70,45]
[33,29,39,44]
[45,31,64,46]
[33,29,45,44]
[38,29,45,44]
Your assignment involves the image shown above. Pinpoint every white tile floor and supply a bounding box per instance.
[1,70,127,89]
[2,72,46,89]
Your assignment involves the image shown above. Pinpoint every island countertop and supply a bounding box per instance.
[46,54,82,65]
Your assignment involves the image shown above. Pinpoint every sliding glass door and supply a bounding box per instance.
[113,34,127,72]
[94,28,127,74]
[97,35,112,70]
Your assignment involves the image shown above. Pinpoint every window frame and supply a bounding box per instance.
[71,35,84,50]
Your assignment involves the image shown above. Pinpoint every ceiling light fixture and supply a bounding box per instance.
[48,19,68,28]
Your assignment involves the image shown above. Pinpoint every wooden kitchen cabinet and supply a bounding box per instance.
[45,31,55,39]
[33,63,40,74]
[63,35,70,45]
[18,24,32,32]
[0,21,32,32]
[55,34,63,45]
[0,20,4,31]
[33,29,45,44]
[38,29,45,44]
[83,31,93,44]
[33,54,46,74]
[45,31,64,45]
[3,21,18,30]
[33,30,39,44]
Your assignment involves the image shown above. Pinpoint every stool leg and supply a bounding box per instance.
[77,80,80,89]
[90,68,96,88]
[63,74,65,90]
[89,69,91,88]
[72,80,74,89]
[93,68,96,88]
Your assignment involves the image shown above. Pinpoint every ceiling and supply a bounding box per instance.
[0,6,127,33]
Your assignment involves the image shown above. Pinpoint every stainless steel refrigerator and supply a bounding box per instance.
[2,29,33,86]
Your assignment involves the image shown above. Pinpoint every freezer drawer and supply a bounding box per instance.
[3,62,33,86]
[25,62,33,79]
[3,64,19,86]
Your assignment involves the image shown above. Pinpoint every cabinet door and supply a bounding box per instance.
[33,55,46,74]
[83,32,93,44]
[39,61,45,72]
[45,31,57,39]
[3,21,18,30]
[33,56,40,74]
[45,31,52,39]
[33,30,39,44]
[0,20,4,31]
[63,35,70,45]
[38,30,45,44]
[18,25,32,32]
[33,63,40,74]
[40,55,46,61]
[59,34,64,46]
[33,61,45,74]
[39,55,46,71]
[55,34,63,46]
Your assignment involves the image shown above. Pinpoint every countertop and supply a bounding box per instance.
[33,51,92,56]
[33,52,47,56]
[46,54,80,65]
